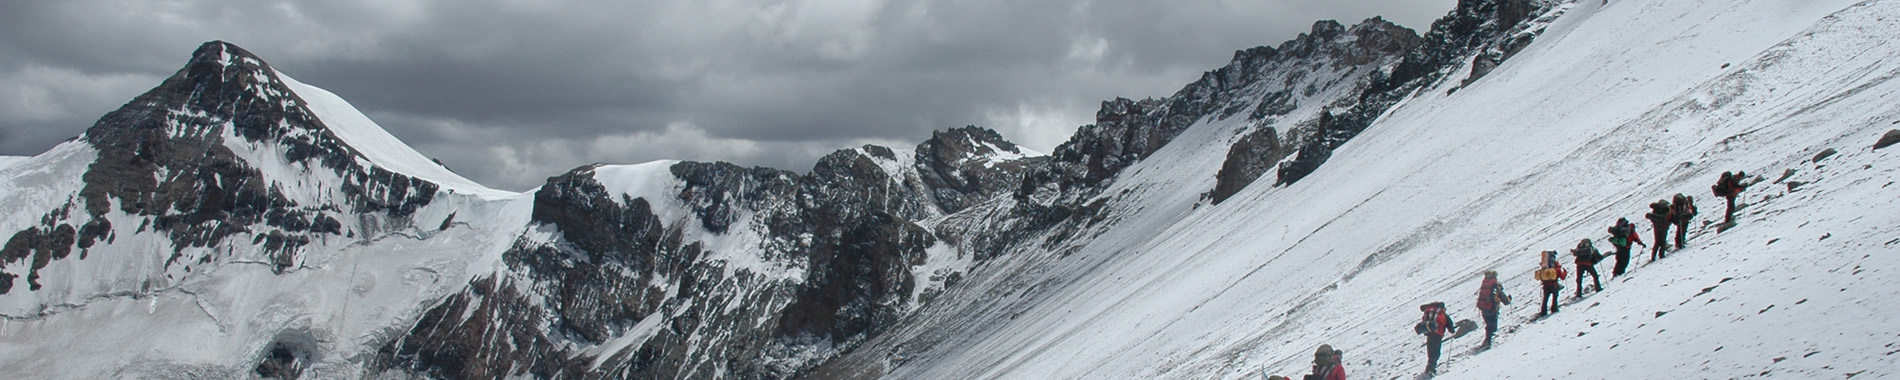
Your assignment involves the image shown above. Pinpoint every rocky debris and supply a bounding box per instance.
[1812,148,1838,162]
[1875,129,1900,150]
[1212,127,1289,204]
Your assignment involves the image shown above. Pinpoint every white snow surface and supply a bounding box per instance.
[590,160,694,222]
[0,61,545,377]
[276,71,512,198]
[878,0,1900,379]
[0,156,27,172]
[1,0,1897,378]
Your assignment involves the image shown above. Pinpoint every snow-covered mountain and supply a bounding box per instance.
[0,41,1045,378]
[813,0,1900,378]
[3,0,1899,378]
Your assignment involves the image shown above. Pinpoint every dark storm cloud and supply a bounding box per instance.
[0,0,1455,190]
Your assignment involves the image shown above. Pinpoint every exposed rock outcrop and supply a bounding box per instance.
[379,126,1041,379]
[1212,127,1287,204]
[1279,0,1551,186]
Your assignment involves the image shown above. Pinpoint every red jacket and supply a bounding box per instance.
[1315,363,1345,380]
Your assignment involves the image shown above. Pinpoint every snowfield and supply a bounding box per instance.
[868,0,1900,379]
[0,0,1897,378]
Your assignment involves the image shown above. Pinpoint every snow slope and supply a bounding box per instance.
[875,0,1900,378]
[276,72,511,198]
[0,156,27,171]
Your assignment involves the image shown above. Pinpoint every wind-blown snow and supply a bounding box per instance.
[275,71,511,198]
[877,0,1900,379]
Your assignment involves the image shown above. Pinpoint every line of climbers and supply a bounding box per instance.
[1265,171,1753,380]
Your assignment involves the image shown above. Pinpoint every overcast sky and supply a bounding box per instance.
[0,0,1454,191]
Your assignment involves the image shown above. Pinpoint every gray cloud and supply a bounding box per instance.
[0,0,1455,190]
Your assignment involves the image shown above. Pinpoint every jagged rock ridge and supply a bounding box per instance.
[375,128,1040,378]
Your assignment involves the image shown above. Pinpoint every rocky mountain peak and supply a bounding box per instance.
[1,41,439,296]
[914,126,1040,214]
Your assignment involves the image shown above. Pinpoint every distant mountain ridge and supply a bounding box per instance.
[0,0,1666,378]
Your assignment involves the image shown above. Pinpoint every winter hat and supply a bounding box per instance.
[1484,270,1498,278]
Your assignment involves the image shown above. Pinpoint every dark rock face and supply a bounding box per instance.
[1212,127,1287,204]
[914,126,1040,214]
[381,167,710,379]
[379,131,1037,378]
[1205,17,1428,204]
[1005,17,1430,246]
[1279,0,1549,185]
[0,41,440,293]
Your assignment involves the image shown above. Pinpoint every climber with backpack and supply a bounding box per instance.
[1571,239,1603,297]
[1302,344,1346,380]
[1671,194,1698,249]
[1712,171,1750,226]
[1475,270,1509,350]
[1606,218,1646,277]
[1414,302,1456,376]
[1644,199,1673,261]
[1535,250,1567,316]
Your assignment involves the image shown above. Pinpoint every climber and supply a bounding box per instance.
[1302,344,1346,380]
[1671,194,1698,249]
[1415,302,1456,376]
[1712,171,1750,226]
[1475,270,1509,350]
[1606,218,1645,277]
[1535,250,1567,316]
[1644,199,1673,260]
[1571,239,1602,297]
